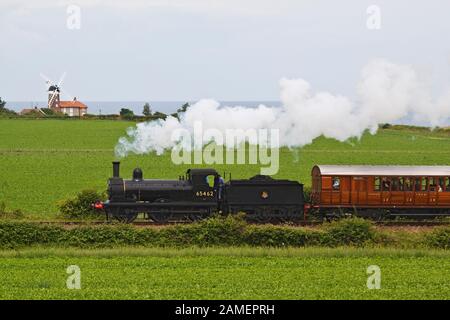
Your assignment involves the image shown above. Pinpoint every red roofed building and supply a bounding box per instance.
[45,84,88,117]
[58,98,88,117]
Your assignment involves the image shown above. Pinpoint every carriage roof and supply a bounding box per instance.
[313,165,450,176]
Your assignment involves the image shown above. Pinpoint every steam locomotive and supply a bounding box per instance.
[96,162,305,222]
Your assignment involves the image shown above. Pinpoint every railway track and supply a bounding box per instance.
[27,220,450,227]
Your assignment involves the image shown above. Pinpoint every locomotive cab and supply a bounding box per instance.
[187,168,221,201]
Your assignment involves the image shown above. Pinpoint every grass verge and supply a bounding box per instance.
[0,246,448,299]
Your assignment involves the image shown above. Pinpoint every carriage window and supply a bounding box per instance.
[391,178,399,191]
[381,177,390,191]
[399,177,404,191]
[404,177,412,191]
[374,177,381,191]
[438,177,445,192]
[332,177,340,190]
[414,178,421,191]
[429,177,436,192]
[421,177,428,191]
[446,177,450,192]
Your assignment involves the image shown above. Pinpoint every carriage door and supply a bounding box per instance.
[381,177,391,205]
[352,177,367,205]
[403,177,414,206]
[390,177,405,205]
[414,177,429,206]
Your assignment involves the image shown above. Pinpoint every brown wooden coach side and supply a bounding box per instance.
[311,165,450,212]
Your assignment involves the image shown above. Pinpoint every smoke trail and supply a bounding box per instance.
[115,59,450,158]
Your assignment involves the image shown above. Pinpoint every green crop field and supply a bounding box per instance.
[0,247,448,299]
[1,119,450,218]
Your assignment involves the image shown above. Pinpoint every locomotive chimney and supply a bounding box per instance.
[112,161,120,178]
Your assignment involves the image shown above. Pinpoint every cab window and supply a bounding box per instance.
[206,175,215,188]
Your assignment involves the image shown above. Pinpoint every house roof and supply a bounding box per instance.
[313,165,450,176]
[59,100,88,109]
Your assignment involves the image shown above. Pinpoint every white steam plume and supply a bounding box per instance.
[115,59,450,157]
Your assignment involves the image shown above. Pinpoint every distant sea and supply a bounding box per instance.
[6,101,281,116]
[5,100,442,126]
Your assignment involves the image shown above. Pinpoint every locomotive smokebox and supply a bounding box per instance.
[112,161,120,178]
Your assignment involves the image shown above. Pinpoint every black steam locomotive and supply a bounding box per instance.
[97,162,304,223]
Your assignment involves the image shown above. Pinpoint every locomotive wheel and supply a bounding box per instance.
[116,213,138,223]
[149,198,171,223]
[188,214,204,222]
[109,208,138,223]
[149,213,170,223]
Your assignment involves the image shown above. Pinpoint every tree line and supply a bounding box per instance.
[119,102,190,120]
[0,98,190,121]
[0,97,16,117]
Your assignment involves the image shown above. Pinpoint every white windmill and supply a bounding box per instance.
[40,72,73,110]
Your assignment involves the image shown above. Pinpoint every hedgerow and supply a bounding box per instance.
[0,201,24,220]
[322,218,375,247]
[425,227,450,249]
[0,222,64,248]
[57,189,106,219]
[242,225,323,247]
[0,216,448,249]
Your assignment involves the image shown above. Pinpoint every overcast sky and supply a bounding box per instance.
[1,0,450,101]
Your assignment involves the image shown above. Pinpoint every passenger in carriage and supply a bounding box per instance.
[332,177,340,190]
[382,177,390,190]
[404,178,412,191]
[398,178,404,191]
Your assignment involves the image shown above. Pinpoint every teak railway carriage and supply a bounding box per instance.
[310,165,450,218]
[95,162,450,222]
